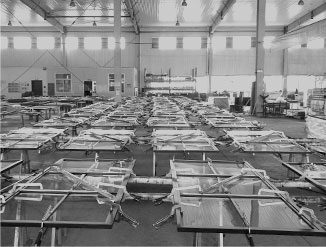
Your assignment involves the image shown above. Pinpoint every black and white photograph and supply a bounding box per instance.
[0,0,326,246]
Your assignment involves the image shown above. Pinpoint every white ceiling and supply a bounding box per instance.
[1,0,325,29]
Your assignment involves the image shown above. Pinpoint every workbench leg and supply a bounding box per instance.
[21,114,24,127]
[301,154,309,163]
[72,126,77,137]
[153,152,156,177]
[202,153,206,161]
[193,232,202,247]
[22,150,30,173]
[14,201,22,247]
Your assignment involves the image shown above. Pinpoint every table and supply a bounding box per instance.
[224,130,311,162]
[0,158,138,246]
[34,117,88,136]
[151,129,218,176]
[155,159,326,244]
[1,159,24,174]
[281,161,326,194]
[57,129,135,155]
[0,128,67,172]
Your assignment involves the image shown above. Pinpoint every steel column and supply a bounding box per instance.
[114,0,122,102]
[253,0,266,116]
[282,49,288,97]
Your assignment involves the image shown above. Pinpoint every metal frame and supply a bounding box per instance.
[224,130,312,161]
[167,159,326,237]
[281,161,326,194]
[34,117,89,136]
[1,159,24,174]
[152,130,218,176]
[57,129,134,153]
[1,158,136,231]
[0,128,68,172]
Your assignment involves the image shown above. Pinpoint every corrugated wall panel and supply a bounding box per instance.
[288,49,326,75]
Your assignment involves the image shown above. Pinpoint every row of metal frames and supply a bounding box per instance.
[2,158,325,247]
[147,96,190,129]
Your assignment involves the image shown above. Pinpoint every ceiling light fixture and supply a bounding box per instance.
[298,0,304,6]
[176,20,180,26]
[182,0,187,7]
[8,20,12,26]
[93,21,97,27]
[70,0,76,7]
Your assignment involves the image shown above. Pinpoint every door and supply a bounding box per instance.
[84,81,93,96]
[48,83,55,96]
[31,80,43,96]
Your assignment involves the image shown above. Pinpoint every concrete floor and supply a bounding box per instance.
[1,112,326,246]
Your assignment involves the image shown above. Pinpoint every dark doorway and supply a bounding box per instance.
[31,80,43,96]
[84,81,93,96]
[48,83,55,96]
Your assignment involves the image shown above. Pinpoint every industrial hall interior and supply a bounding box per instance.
[1,0,326,246]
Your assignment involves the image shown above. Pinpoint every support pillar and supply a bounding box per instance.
[282,49,289,97]
[114,0,122,102]
[252,0,266,116]
[136,34,141,96]
[62,33,67,67]
[208,34,213,94]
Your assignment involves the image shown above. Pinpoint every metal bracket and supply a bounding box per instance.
[153,205,180,229]
[0,195,5,214]
[298,207,318,226]
[257,189,289,206]
[13,183,43,201]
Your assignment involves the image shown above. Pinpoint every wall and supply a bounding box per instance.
[1,29,325,98]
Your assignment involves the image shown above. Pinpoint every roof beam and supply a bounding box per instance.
[124,0,139,34]
[20,0,65,33]
[285,2,326,33]
[210,0,236,34]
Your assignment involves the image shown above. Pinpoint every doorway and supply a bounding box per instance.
[84,80,93,96]
[48,83,55,96]
[31,80,43,96]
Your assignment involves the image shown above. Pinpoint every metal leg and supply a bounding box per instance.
[153,152,156,176]
[72,126,77,137]
[193,232,202,247]
[13,201,22,247]
[22,150,30,173]
[21,114,24,127]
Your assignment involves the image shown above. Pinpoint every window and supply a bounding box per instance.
[212,36,226,50]
[37,37,55,49]
[1,36,8,49]
[183,37,201,50]
[233,36,251,50]
[8,82,20,93]
[108,37,115,49]
[159,37,176,50]
[107,37,126,50]
[201,37,207,49]
[152,38,159,49]
[108,73,125,92]
[263,36,275,49]
[84,37,101,50]
[307,38,324,49]
[120,37,125,49]
[226,37,233,48]
[55,74,71,92]
[65,37,78,50]
[177,37,183,49]
[13,37,31,49]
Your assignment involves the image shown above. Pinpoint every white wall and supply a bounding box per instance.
[1,30,325,97]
